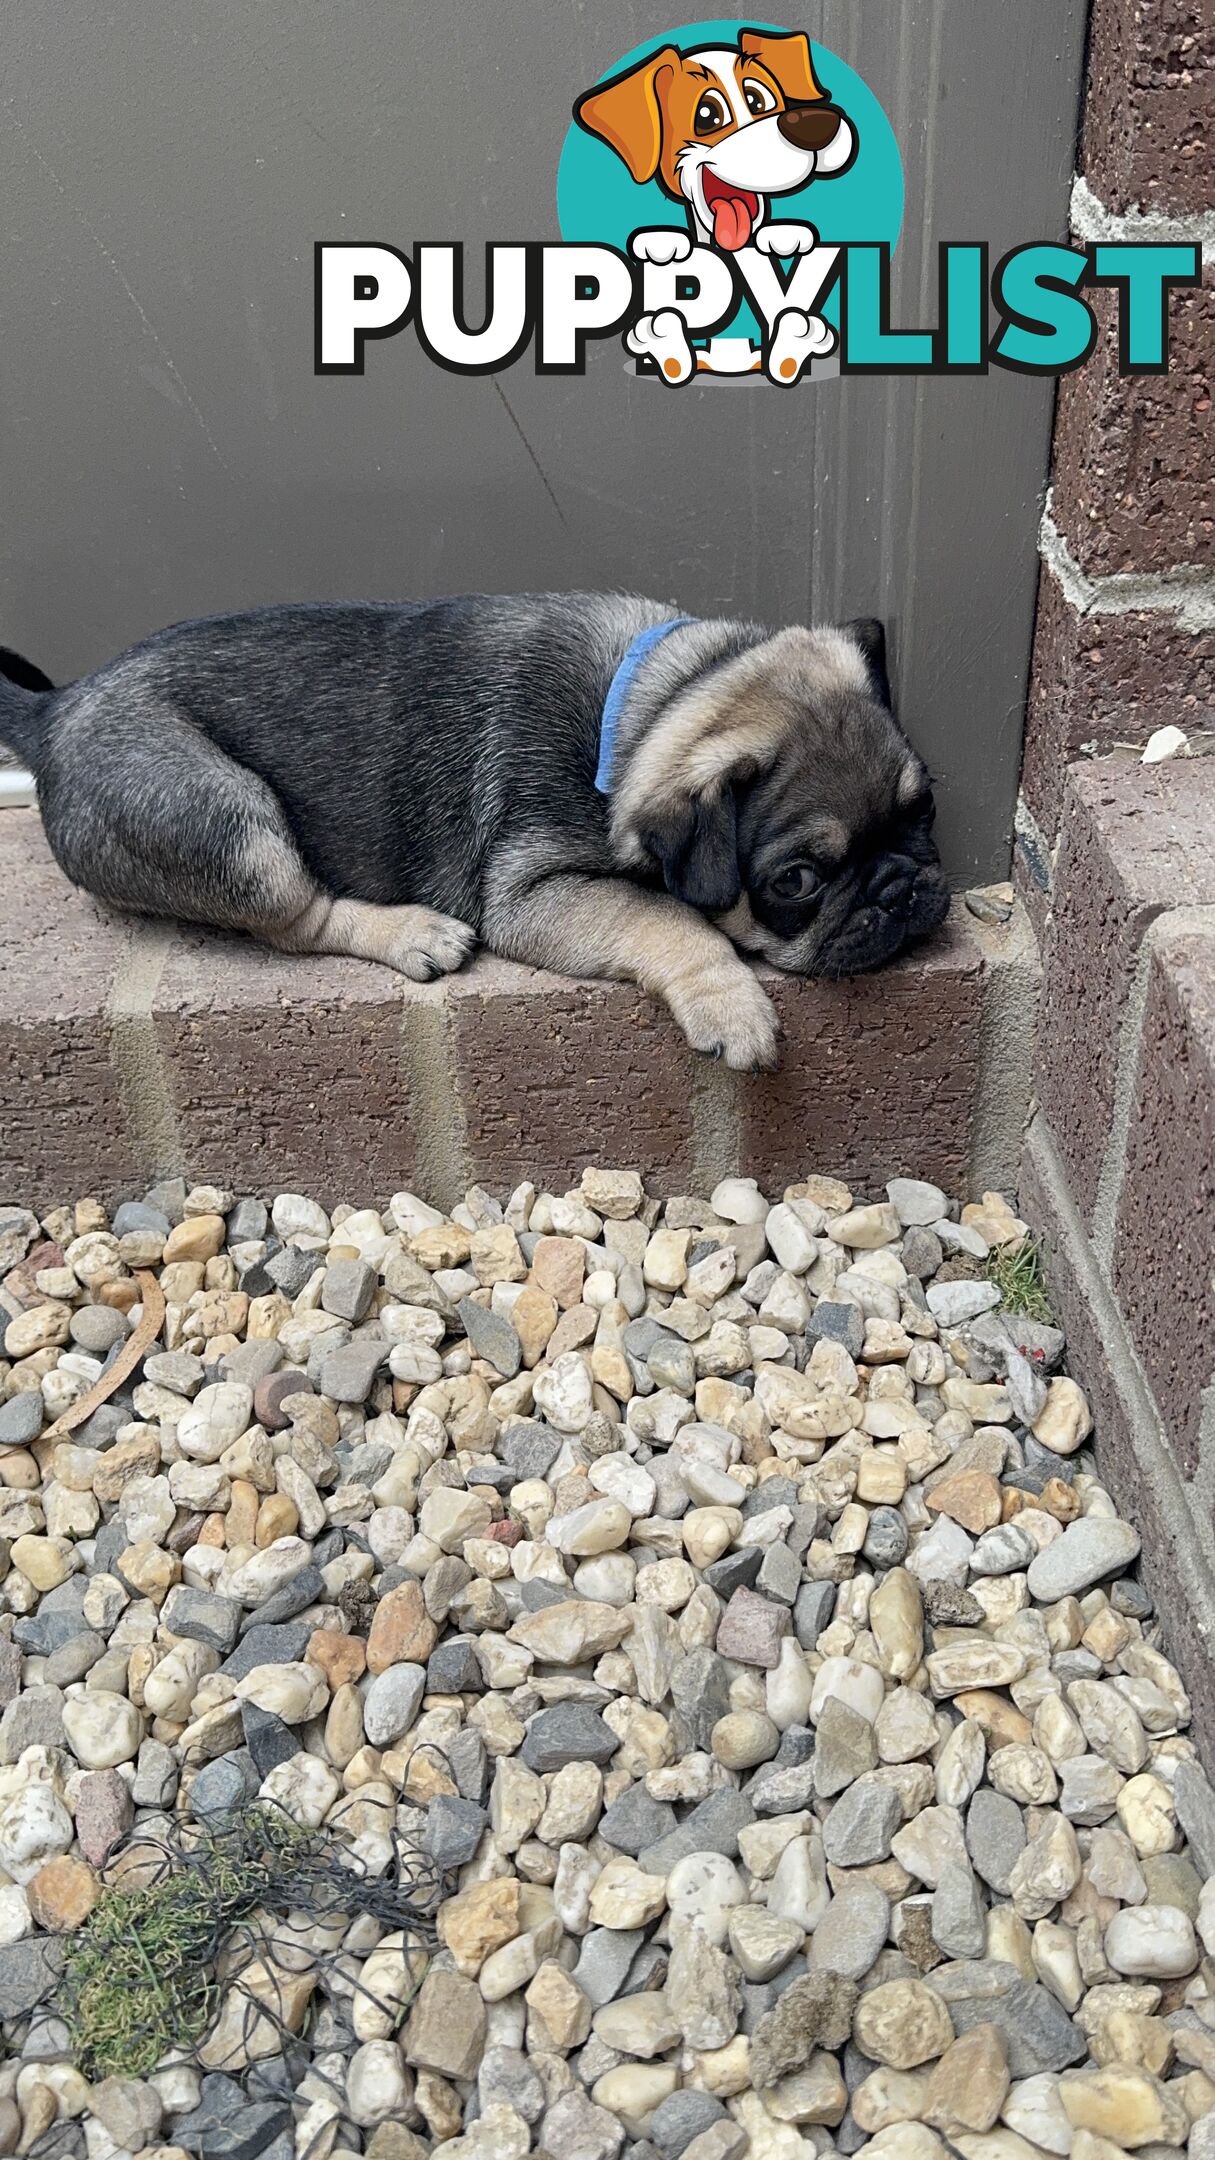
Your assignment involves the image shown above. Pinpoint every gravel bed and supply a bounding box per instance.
[1,1169,1214,2160]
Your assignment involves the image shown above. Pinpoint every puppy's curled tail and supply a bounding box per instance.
[0,647,55,768]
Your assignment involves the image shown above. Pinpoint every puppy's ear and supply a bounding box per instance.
[843,617,892,709]
[643,788,741,913]
[574,47,679,183]
[739,29,826,103]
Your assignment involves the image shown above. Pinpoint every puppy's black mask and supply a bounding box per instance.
[641,618,951,976]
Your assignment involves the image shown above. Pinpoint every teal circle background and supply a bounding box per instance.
[556,19,903,336]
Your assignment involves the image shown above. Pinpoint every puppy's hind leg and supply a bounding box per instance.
[41,709,475,981]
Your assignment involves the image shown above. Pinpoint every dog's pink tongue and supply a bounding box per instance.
[712,193,753,250]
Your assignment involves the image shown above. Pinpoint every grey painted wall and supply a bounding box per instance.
[0,1,1087,881]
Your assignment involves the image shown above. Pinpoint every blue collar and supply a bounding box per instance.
[595,616,696,794]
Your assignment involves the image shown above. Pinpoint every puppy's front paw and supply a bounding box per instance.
[387,908,477,982]
[754,221,819,258]
[631,228,694,265]
[767,306,837,384]
[667,959,781,1072]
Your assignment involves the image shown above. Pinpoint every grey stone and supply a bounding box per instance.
[265,1247,318,1298]
[191,1752,259,1820]
[542,2090,626,2160]
[649,2093,728,2157]
[241,1565,326,1628]
[427,1635,484,1695]
[887,1180,948,1227]
[44,1631,106,1686]
[807,1302,865,1356]
[573,1928,646,2009]
[750,1971,859,2084]
[0,1392,45,1446]
[1174,1762,1215,1881]
[667,1647,733,1755]
[227,1198,268,1242]
[599,1784,677,1858]
[923,1580,985,1627]
[479,2045,546,2123]
[1,1684,65,1762]
[220,1339,282,1387]
[1026,1519,1142,1602]
[751,1761,818,1817]
[809,1883,891,1980]
[448,1726,489,1805]
[743,1478,799,1518]
[929,1958,1087,2076]
[500,1422,562,1480]
[162,1586,243,1654]
[822,1776,901,1867]
[132,1739,179,1807]
[425,1795,489,1870]
[319,1338,387,1403]
[220,1623,312,1680]
[521,1703,618,1773]
[932,1862,987,1958]
[0,1639,21,1711]
[1111,1579,1153,1620]
[322,1258,377,1323]
[703,1548,763,1600]
[863,1507,909,1568]
[70,1303,129,1354]
[364,1664,427,1748]
[793,1579,837,1650]
[241,1703,300,1777]
[113,1200,171,1238]
[926,1280,1001,1325]
[144,1349,207,1395]
[757,1542,802,1606]
[177,2077,292,2160]
[902,1229,945,1279]
[966,1787,1027,1893]
[640,1786,754,1872]
[814,1696,878,1799]
[648,1337,696,1394]
[0,1936,68,2018]
[458,1297,522,1379]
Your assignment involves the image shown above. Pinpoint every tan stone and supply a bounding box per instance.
[953,1691,1033,1749]
[525,1959,593,2049]
[118,1541,180,1604]
[366,1580,438,1672]
[439,1876,524,1973]
[163,1215,227,1264]
[254,1494,299,1546]
[869,1568,924,1680]
[926,1470,1003,1535]
[1059,2068,1189,2149]
[10,1534,74,1591]
[530,1237,586,1309]
[512,1285,559,1365]
[26,1855,100,1931]
[923,2025,1009,2134]
[198,1955,317,2070]
[308,1629,367,1690]
[853,1980,954,2069]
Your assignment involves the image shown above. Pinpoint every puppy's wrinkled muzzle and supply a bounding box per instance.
[777,102,844,152]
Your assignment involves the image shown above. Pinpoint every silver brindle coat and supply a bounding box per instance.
[0,595,949,1071]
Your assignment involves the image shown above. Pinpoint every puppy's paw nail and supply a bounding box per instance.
[388,909,477,981]
[671,966,780,1073]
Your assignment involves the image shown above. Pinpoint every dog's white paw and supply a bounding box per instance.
[386,908,477,982]
[753,222,819,258]
[631,228,694,265]
[626,308,695,384]
[766,306,837,384]
[667,959,781,1073]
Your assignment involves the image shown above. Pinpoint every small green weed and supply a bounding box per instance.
[986,1235,1054,1322]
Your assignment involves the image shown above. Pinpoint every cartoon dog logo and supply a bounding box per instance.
[574,28,856,382]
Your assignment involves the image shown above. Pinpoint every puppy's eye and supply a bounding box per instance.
[743,80,778,116]
[769,864,823,902]
[694,92,730,134]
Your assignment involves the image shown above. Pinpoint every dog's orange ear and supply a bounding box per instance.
[739,29,826,102]
[574,46,680,183]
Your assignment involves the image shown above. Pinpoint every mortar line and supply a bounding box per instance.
[1070,172,1215,250]
[966,900,1041,1200]
[1028,1110,1215,1608]
[103,920,182,1182]
[689,1057,741,1194]
[1039,496,1215,634]
[399,986,469,1215]
[1092,903,1215,1266]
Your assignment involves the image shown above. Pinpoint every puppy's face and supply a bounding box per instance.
[617,620,950,978]
[575,31,856,250]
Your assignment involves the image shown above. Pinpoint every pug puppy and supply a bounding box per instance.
[0,594,949,1071]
